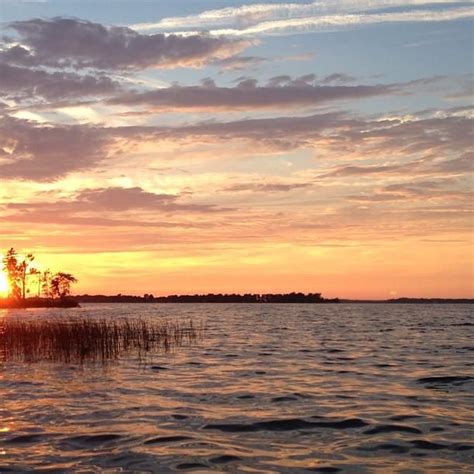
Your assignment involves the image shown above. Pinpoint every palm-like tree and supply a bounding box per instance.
[2,248,36,301]
[50,272,78,299]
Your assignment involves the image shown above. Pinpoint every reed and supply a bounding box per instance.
[0,317,203,363]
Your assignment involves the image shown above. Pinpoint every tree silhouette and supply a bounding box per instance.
[19,253,35,301]
[50,272,78,299]
[2,248,21,300]
[2,248,36,301]
[1,248,79,307]
[40,270,53,298]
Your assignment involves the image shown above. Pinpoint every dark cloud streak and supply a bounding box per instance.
[5,186,232,216]
[0,62,120,100]
[0,117,112,180]
[109,80,397,110]
[5,17,252,70]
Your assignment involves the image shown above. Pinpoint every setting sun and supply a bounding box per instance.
[0,271,9,297]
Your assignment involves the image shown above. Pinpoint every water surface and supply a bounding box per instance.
[1,303,473,472]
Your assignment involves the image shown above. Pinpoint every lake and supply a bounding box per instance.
[1,303,473,472]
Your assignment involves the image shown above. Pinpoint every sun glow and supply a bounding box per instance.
[0,271,9,297]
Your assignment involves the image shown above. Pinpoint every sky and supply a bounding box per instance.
[0,0,472,299]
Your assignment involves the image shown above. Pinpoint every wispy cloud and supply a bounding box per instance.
[319,152,473,180]
[348,179,473,202]
[223,181,313,193]
[201,8,474,37]
[212,52,314,71]
[133,1,472,36]
[212,55,267,71]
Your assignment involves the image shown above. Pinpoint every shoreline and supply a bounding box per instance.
[74,295,473,304]
[1,297,472,309]
[0,298,80,309]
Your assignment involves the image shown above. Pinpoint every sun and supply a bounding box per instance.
[0,271,9,297]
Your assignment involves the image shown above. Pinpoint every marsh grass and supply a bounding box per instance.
[0,317,203,363]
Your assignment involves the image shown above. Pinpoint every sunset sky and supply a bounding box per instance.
[0,0,472,299]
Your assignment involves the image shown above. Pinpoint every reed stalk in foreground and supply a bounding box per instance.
[0,317,203,363]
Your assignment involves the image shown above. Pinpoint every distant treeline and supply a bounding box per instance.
[76,292,339,304]
[339,298,474,304]
[386,297,473,304]
[73,294,473,304]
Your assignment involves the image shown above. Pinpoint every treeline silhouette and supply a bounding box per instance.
[386,297,473,304]
[76,292,339,304]
[74,294,472,304]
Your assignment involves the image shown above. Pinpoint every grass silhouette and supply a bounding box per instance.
[0,317,202,363]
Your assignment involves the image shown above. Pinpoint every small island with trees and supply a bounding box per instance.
[0,248,79,308]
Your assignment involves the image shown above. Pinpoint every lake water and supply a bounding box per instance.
[1,303,473,473]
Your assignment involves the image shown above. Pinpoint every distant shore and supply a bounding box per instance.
[339,298,474,304]
[75,294,473,304]
[1,294,472,309]
[76,292,336,304]
[0,297,80,309]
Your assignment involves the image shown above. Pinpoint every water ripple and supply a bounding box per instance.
[1,303,473,472]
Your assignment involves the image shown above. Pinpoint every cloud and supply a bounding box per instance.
[74,187,180,211]
[212,53,314,72]
[223,182,313,193]
[150,108,472,160]
[149,111,351,150]
[3,112,337,181]
[320,163,410,178]
[212,55,267,71]
[4,17,253,70]
[6,186,231,215]
[431,153,473,173]
[132,2,472,36]
[320,151,472,180]
[0,117,113,180]
[265,74,318,87]
[1,109,470,182]
[0,62,120,101]
[349,116,473,156]
[0,212,217,232]
[133,1,466,30]
[109,78,397,110]
[320,73,357,84]
[202,8,473,37]
[348,179,473,202]
[74,187,225,212]
[444,74,474,100]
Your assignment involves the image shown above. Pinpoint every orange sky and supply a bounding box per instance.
[0,4,473,299]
